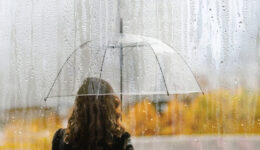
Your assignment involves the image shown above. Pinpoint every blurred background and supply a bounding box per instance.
[0,0,260,149]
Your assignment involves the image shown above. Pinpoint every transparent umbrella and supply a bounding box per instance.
[44,33,203,102]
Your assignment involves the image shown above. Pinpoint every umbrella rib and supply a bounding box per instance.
[96,46,109,97]
[148,44,170,96]
[165,44,204,95]
[45,90,201,99]
[99,47,108,79]
[44,40,92,101]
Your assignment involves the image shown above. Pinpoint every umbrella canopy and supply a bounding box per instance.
[44,33,202,100]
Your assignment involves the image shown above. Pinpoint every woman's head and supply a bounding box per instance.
[65,77,124,149]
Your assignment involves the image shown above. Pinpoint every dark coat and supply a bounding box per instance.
[52,128,134,150]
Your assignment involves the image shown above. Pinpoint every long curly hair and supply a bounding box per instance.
[64,77,124,149]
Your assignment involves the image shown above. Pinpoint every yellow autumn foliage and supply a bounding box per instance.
[0,89,260,150]
[0,107,62,150]
[123,89,260,136]
[123,99,160,136]
[160,100,193,135]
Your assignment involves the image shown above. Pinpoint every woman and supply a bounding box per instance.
[52,77,134,150]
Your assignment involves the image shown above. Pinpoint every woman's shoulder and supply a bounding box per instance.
[54,128,65,137]
[113,132,134,150]
[52,128,65,150]
[52,128,73,150]
[52,129,134,150]
[121,132,134,150]
[53,128,65,143]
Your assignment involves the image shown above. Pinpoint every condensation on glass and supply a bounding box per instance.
[0,0,259,150]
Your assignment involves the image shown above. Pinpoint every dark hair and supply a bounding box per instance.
[64,77,124,149]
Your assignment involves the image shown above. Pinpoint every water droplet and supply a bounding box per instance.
[234,79,238,85]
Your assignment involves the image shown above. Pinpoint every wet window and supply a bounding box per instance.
[0,0,259,150]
